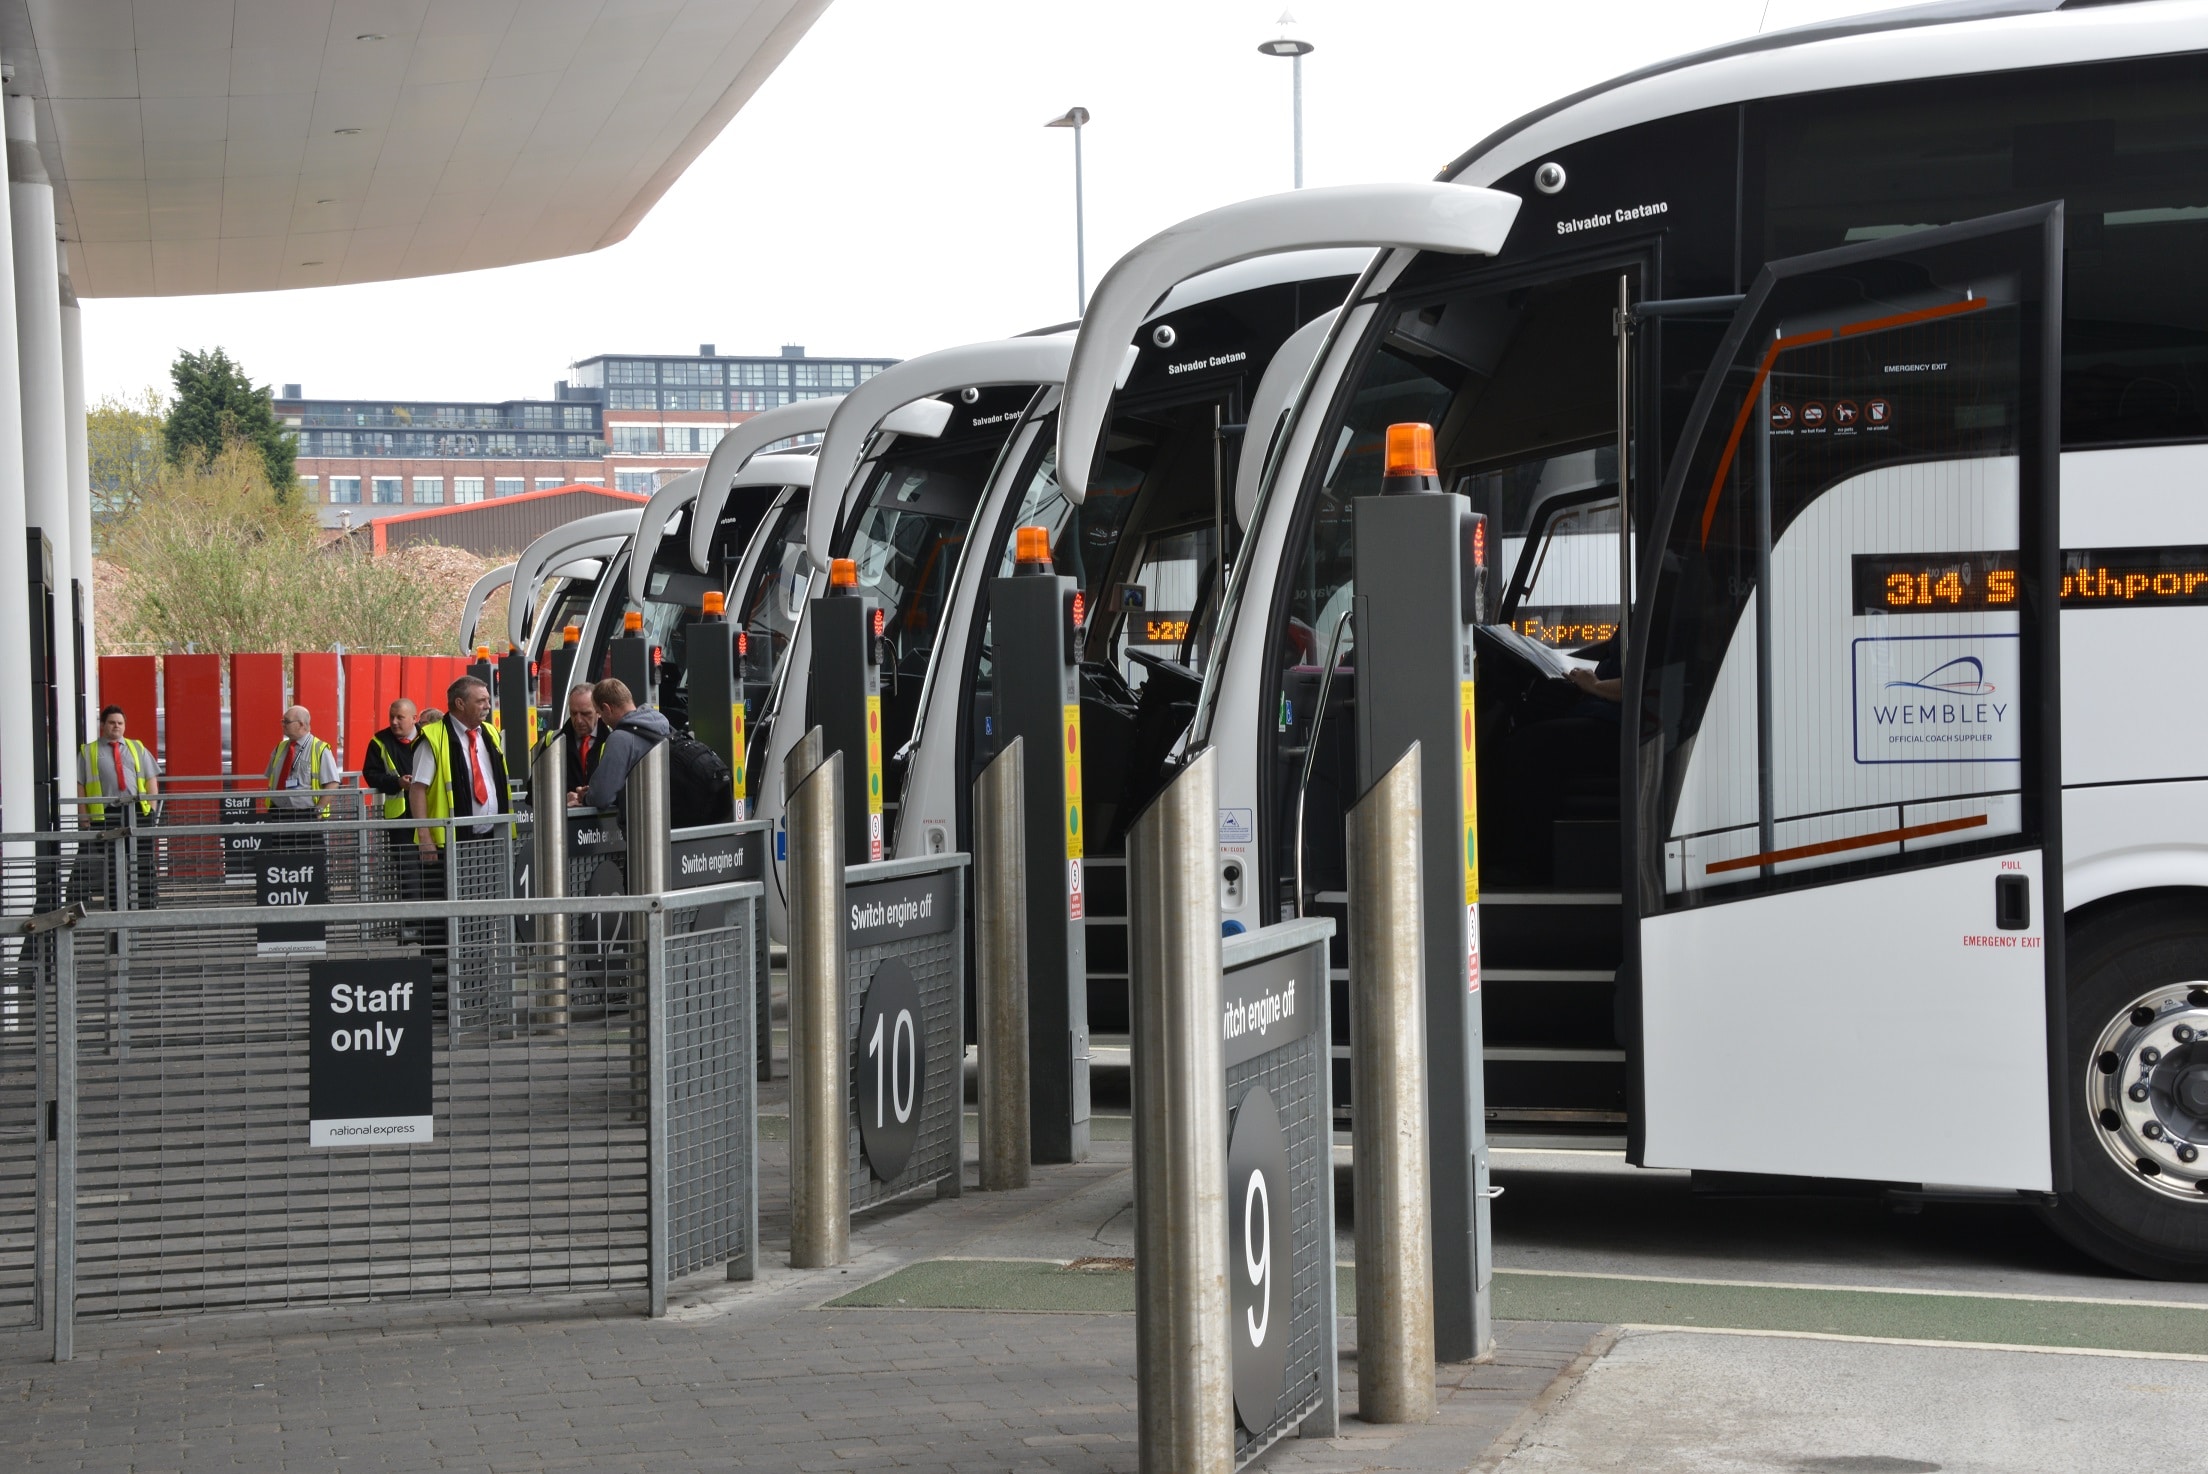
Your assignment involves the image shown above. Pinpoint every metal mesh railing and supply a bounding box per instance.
[33,874,760,1344]
[0,940,43,1329]
[845,865,966,1213]
[660,896,758,1280]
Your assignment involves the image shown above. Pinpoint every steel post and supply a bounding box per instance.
[786,734,847,1268]
[1128,748,1230,1474]
[52,926,74,1362]
[975,738,1030,1190]
[1346,744,1436,1422]
[645,905,670,1316]
[531,735,569,1026]
[628,743,671,895]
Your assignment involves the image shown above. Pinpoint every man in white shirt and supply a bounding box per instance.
[407,677,508,868]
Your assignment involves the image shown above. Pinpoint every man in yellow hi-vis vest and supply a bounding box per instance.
[264,706,341,817]
[79,704,161,908]
[407,676,508,882]
[80,704,157,823]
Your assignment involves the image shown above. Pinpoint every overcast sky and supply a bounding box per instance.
[78,0,1889,406]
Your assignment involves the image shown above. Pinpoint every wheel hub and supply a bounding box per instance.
[2089,987,2208,1200]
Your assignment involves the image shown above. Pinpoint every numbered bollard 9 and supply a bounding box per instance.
[1347,743,1436,1422]
[1128,748,1231,1474]
[975,737,1030,1191]
[785,733,847,1268]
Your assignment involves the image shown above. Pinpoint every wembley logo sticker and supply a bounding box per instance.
[1851,635,2020,764]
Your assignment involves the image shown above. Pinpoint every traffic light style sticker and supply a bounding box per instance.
[865,694,885,861]
[1459,680,1479,904]
[730,700,748,821]
[1064,703,1085,919]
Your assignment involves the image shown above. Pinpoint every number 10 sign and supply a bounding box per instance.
[856,957,925,1181]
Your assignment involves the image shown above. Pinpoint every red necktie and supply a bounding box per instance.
[470,730,489,806]
[111,742,126,795]
[578,731,591,769]
[273,740,294,789]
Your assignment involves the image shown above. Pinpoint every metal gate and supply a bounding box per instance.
[34,877,759,1356]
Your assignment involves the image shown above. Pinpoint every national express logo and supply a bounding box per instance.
[1851,637,2020,764]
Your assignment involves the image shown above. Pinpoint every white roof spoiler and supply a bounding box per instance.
[457,562,517,655]
[688,395,844,573]
[1057,183,1523,503]
[1233,308,1338,530]
[803,336,1078,565]
[624,469,706,606]
[550,556,603,581]
[508,509,643,650]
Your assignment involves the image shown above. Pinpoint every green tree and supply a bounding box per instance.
[162,347,297,495]
[87,386,167,539]
[102,441,445,655]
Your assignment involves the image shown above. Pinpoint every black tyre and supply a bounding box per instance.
[2039,898,2208,1279]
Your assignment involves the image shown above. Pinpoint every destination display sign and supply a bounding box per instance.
[1854,545,2208,614]
[308,957,433,1147]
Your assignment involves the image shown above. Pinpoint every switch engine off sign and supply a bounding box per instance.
[308,957,433,1147]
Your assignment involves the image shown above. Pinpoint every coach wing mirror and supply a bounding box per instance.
[1057,183,1522,505]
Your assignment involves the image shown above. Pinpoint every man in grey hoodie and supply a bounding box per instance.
[575,677,671,812]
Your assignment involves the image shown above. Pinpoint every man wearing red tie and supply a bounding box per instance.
[264,706,341,816]
[552,684,602,790]
[406,676,509,882]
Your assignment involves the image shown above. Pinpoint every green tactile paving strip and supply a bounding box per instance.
[827,1261,2208,1355]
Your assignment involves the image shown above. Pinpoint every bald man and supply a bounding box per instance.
[264,704,342,816]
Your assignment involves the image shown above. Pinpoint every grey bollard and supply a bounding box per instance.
[786,732,847,1268]
[1128,748,1231,1474]
[975,738,1030,1191]
[531,732,568,1027]
[627,742,671,894]
[1347,743,1437,1423]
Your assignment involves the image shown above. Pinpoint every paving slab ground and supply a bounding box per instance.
[0,1116,1602,1474]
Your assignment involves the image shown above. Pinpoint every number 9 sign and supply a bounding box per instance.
[1227,1085,1293,1434]
[856,958,926,1182]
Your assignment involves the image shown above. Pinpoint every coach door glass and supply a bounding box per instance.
[1632,207,2063,1189]
[1267,262,1630,915]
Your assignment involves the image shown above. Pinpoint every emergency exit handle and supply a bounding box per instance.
[1995,872,2031,931]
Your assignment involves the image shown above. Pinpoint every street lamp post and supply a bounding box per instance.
[1045,107,1090,316]
[1257,27,1314,189]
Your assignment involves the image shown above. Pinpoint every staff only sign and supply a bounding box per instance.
[308,958,433,1146]
[256,841,329,956]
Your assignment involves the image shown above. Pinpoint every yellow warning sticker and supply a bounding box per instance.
[730,699,748,819]
[865,693,885,861]
[1063,703,1084,862]
[1460,679,1480,905]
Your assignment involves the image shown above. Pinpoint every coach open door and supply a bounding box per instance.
[1628,204,2065,1192]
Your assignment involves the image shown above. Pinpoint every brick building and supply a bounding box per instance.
[281,345,893,529]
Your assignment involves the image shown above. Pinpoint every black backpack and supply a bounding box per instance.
[662,730,735,828]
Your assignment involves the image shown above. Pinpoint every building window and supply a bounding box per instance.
[576,476,605,485]
[661,387,723,411]
[521,404,556,428]
[663,361,723,385]
[565,435,595,455]
[525,434,558,455]
[606,388,657,409]
[859,364,883,381]
[615,470,657,493]
[413,477,444,504]
[612,426,660,454]
[732,362,788,386]
[535,477,564,489]
[330,476,361,504]
[732,389,787,411]
[569,361,604,388]
[486,433,517,454]
[494,477,524,498]
[301,475,320,495]
[563,405,594,429]
[371,476,403,504]
[606,360,656,384]
[319,431,352,456]
[454,477,485,503]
